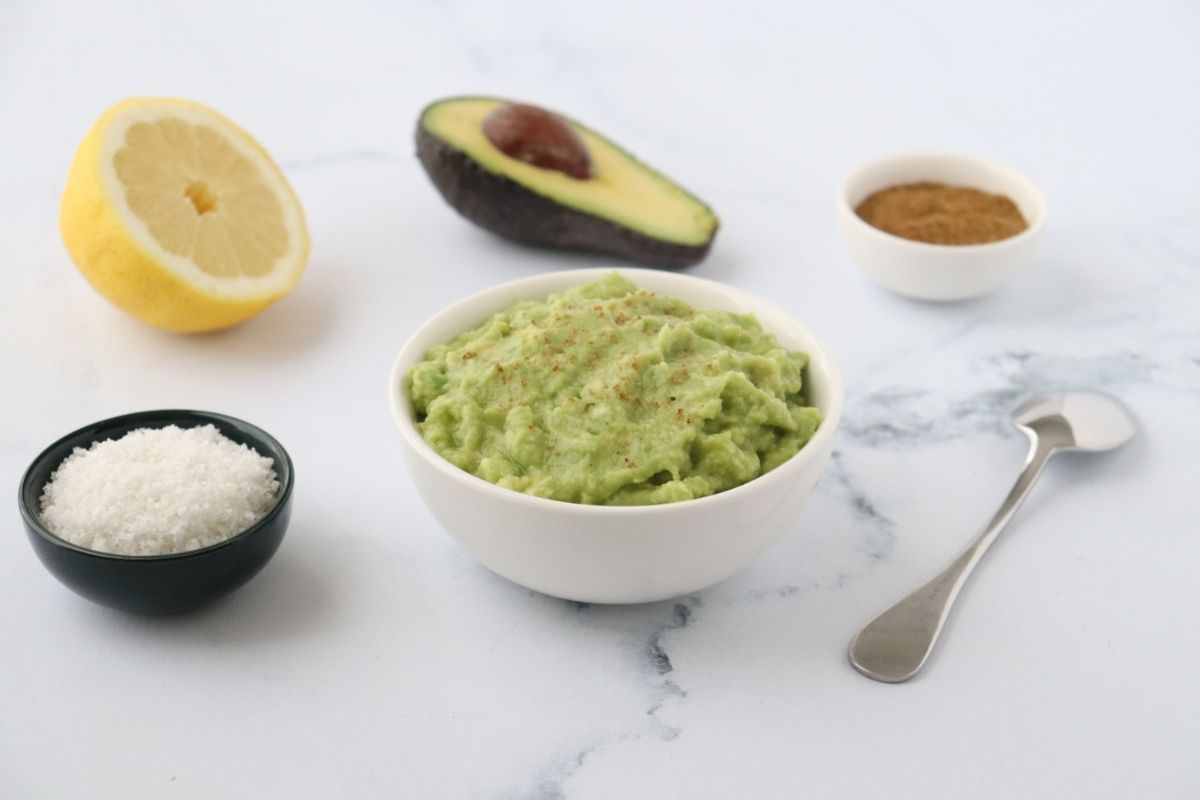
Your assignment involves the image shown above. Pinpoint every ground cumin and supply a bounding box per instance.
[855,182,1028,245]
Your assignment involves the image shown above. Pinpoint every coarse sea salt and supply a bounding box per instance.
[39,424,279,556]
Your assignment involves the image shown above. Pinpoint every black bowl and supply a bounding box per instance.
[18,410,294,615]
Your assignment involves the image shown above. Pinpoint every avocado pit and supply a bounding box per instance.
[482,103,592,180]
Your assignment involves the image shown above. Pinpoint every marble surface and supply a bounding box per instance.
[2,1,1198,797]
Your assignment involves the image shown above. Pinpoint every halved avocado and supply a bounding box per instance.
[416,97,719,268]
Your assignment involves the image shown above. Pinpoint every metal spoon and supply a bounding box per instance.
[848,391,1136,683]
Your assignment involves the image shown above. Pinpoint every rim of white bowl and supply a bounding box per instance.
[388,267,844,515]
[838,150,1048,253]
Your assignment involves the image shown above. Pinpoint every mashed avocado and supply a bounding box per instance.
[408,274,820,505]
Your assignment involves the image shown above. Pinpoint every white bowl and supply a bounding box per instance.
[837,152,1047,301]
[388,268,844,603]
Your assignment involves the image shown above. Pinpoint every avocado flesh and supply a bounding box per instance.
[416,97,718,268]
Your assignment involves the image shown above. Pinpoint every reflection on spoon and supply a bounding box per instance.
[848,391,1137,683]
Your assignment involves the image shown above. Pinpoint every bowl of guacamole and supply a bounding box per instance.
[390,269,843,603]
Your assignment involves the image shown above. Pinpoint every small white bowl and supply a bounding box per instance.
[837,152,1047,301]
[388,268,844,604]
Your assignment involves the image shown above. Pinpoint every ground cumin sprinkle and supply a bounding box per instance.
[855,182,1028,245]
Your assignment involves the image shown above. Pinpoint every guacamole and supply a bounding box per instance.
[408,274,820,505]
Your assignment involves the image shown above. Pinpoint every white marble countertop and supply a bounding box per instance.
[3,1,1197,797]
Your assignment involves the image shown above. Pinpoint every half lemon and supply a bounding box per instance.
[61,97,309,332]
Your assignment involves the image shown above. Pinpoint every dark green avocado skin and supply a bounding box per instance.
[415,125,715,269]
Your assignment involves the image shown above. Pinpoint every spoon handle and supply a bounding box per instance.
[848,433,1058,683]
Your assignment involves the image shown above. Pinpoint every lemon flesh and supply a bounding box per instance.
[61,98,309,332]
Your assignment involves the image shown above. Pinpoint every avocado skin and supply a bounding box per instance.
[415,125,715,269]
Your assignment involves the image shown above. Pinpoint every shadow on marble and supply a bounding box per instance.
[461,556,703,629]
[70,536,341,648]
[1010,256,1097,307]
[186,272,341,360]
[685,245,739,284]
[1006,437,1146,532]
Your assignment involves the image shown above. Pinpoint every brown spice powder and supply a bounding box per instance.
[855,182,1028,245]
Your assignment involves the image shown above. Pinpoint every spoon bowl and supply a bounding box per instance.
[1013,391,1137,453]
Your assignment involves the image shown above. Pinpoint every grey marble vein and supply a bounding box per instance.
[822,450,896,562]
[844,349,1164,452]
[524,742,602,800]
[498,599,701,799]
[643,602,694,740]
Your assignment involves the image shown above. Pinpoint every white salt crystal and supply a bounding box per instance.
[39,424,280,556]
